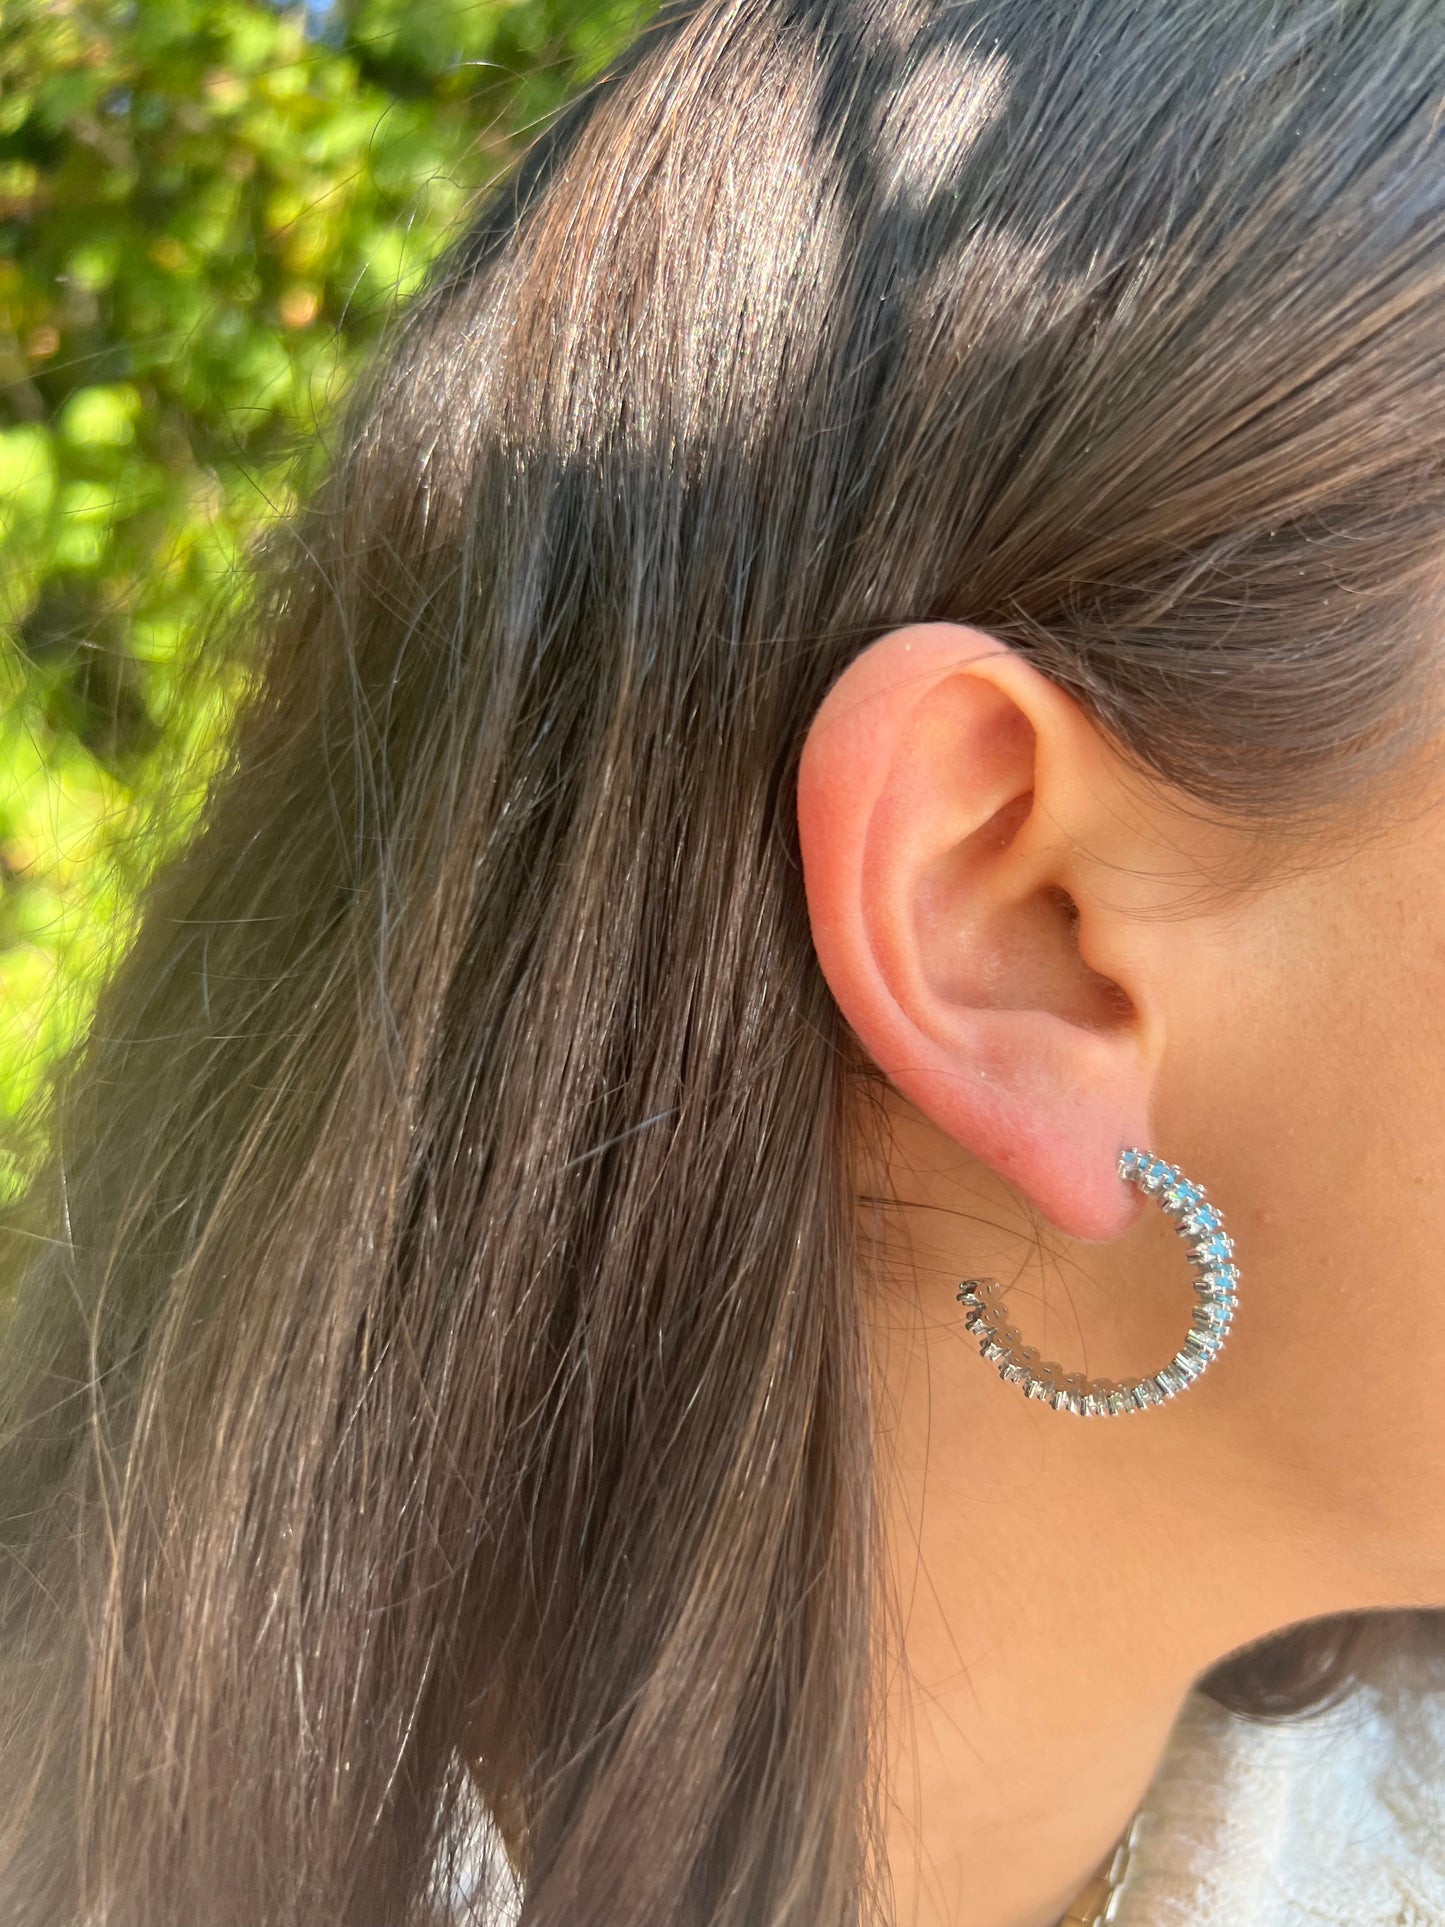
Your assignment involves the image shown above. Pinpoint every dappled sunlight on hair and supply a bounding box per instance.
[0,3,1443,1925]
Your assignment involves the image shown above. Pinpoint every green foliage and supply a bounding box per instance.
[0,0,658,1207]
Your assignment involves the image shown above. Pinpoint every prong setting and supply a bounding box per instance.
[954,1149,1238,1417]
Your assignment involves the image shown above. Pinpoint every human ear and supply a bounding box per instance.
[796,621,1165,1243]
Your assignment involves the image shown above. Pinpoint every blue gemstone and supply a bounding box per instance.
[1193,1234,1233,1264]
[1195,1264,1239,1288]
[1180,1204,1220,1233]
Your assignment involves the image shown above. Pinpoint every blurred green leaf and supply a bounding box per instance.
[0,427,57,534]
[56,384,143,449]
[0,0,662,1211]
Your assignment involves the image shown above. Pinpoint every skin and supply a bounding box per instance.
[794,622,1445,1927]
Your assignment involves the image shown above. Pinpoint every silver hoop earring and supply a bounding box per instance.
[956,1147,1238,1416]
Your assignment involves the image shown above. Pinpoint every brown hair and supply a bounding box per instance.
[3,1,1445,1922]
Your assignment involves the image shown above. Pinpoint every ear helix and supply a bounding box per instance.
[956,1149,1239,1416]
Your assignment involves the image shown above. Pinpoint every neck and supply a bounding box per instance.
[875,1449,1198,1926]
[861,1103,1373,1927]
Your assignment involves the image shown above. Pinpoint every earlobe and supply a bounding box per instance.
[796,622,1157,1243]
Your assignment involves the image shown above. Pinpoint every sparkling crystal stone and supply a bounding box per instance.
[1082,1378,1117,1417]
[1054,1371,1089,1415]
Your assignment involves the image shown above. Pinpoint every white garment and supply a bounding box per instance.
[439,1796,523,1926]
[1110,1639,1445,1926]
[443,1639,1445,1924]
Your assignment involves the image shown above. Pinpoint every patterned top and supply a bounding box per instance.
[1109,1636,1445,1926]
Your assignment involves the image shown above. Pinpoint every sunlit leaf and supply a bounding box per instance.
[0,0,662,1210]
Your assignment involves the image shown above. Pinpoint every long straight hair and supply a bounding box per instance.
[3,2,1445,1923]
